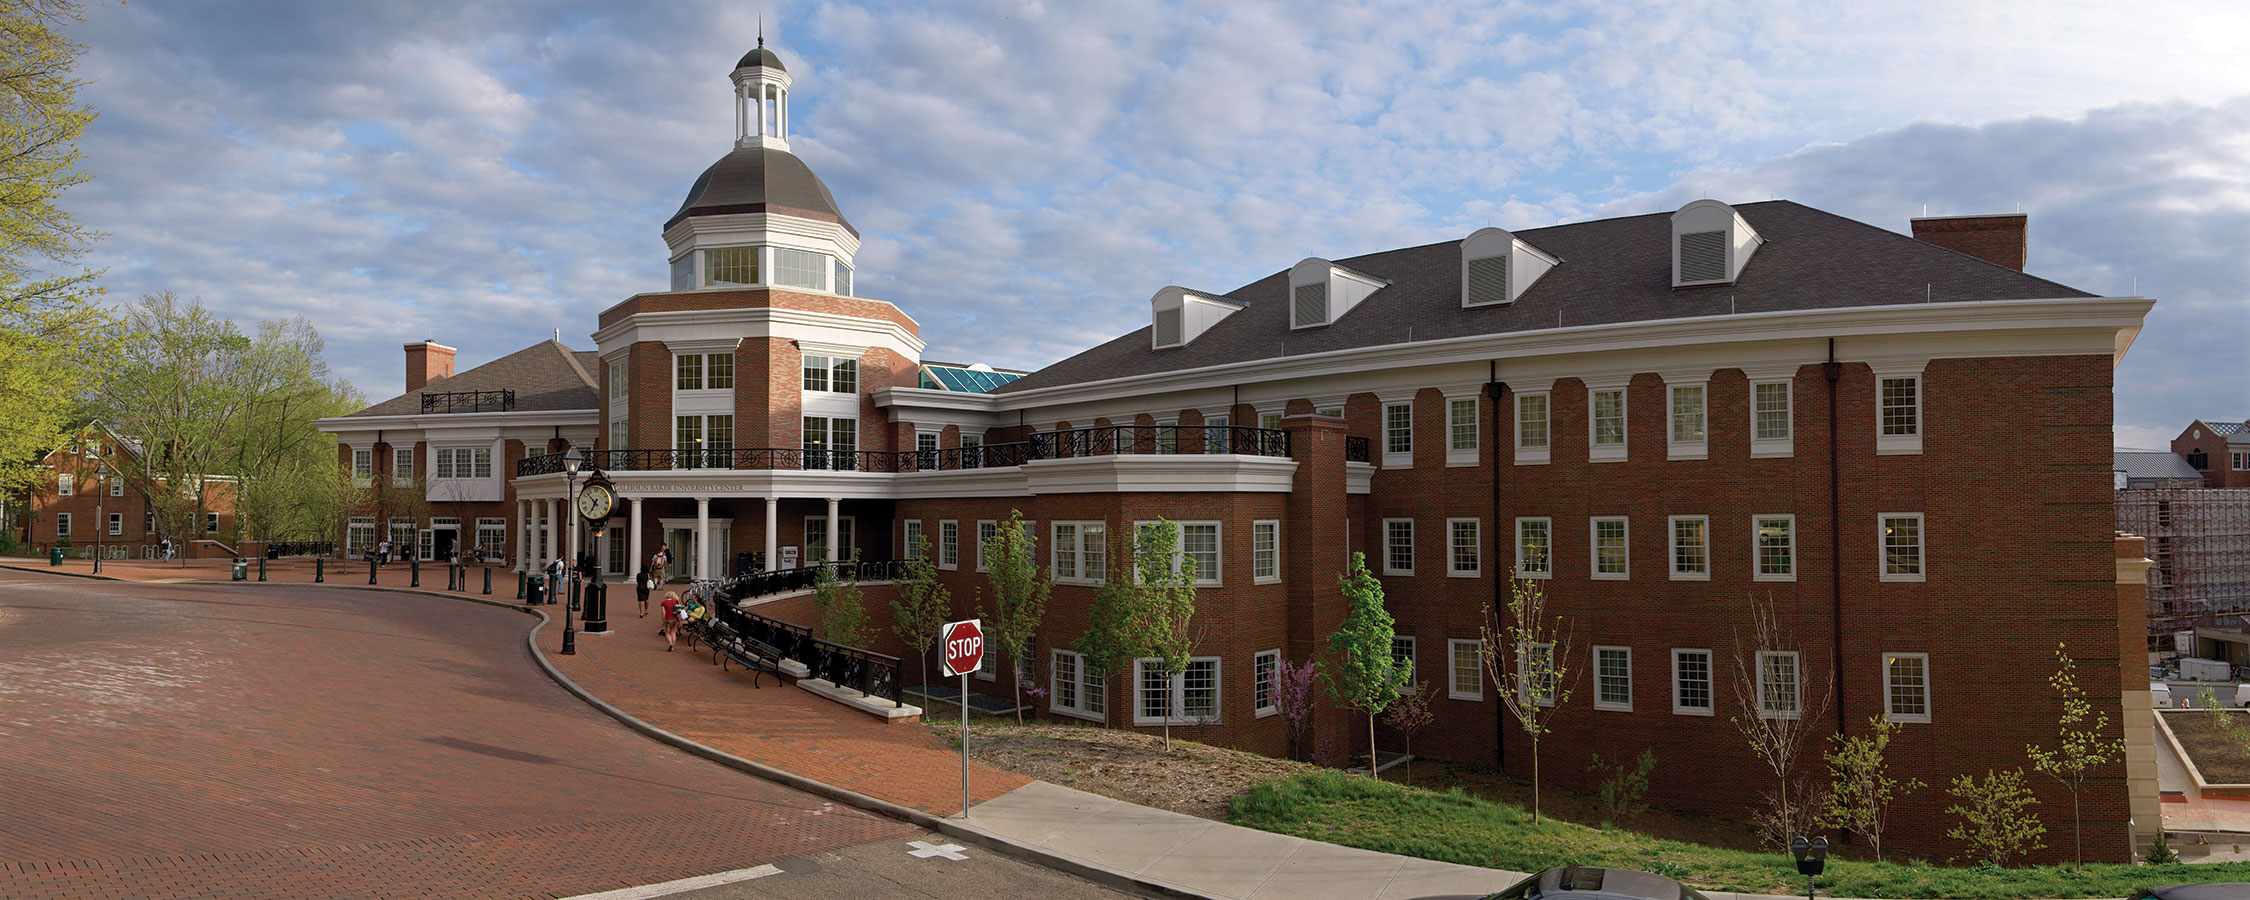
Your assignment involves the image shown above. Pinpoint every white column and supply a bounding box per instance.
[735,85,746,142]
[544,499,559,564]
[515,499,528,570]
[757,85,767,138]
[764,496,778,570]
[696,496,711,580]
[825,497,840,563]
[779,88,788,140]
[629,497,644,577]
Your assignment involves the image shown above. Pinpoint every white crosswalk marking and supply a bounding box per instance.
[907,840,970,860]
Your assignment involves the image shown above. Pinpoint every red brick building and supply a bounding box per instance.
[2169,418,2250,488]
[7,425,239,558]
[319,45,2161,862]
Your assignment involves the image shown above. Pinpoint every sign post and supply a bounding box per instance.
[941,618,985,819]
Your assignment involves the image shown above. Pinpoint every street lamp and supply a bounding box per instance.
[91,460,107,575]
[561,447,583,656]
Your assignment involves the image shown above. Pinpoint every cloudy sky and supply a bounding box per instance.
[54,0,2250,447]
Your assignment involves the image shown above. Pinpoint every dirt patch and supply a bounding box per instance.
[923,707,1318,819]
[2165,709,2250,783]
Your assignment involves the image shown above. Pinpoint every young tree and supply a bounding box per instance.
[978,510,1051,725]
[1726,594,1833,850]
[1588,748,1659,825]
[890,531,951,692]
[1274,656,1320,761]
[2025,642,2124,868]
[1945,768,2047,867]
[1383,680,1436,781]
[1075,527,1145,729]
[1484,576,1573,822]
[1820,716,1925,862]
[1326,551,1398,780]
[811,550,868,647]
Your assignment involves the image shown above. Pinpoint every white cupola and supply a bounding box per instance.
[733,36,793,151]
[1670,199,1762,287]
[1459,227,1559,307]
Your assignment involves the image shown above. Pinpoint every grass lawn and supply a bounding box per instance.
[1227,771,2250,899]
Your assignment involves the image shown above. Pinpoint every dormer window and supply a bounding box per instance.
[1289,259,1388,329]
[1149,287,1244,350]
[1670,200,1763,287]
[1460,228,1559,308]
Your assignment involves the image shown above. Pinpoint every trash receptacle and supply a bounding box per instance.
[526,576,543,606]
[49,546,63,566]
[231,558,248,581]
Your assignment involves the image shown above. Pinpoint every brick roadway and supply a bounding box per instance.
[0,568,914,900]
[546,609,1032,817]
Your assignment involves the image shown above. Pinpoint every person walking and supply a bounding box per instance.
[650,545,670,583]
[545,556,565,605]
[377,539,390,566]
[636,567,652,617]
[659,589,681,650]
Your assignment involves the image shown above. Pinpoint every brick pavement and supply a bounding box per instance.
[0,570,914,900]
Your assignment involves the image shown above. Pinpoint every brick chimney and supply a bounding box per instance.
[1909,213,2027,271]
[404,341,456,392]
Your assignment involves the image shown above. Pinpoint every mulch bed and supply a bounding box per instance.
[2165,709,2250,783]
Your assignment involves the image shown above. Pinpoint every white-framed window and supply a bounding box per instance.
[801,416,855,469]
[805,516,856,563]
[1514,517,1550,578]
[477,518,508,561]
[390,516,416,552]
[675,352,704,390]
[1594,645,1632,711]
[1668,515,1709,580]
[144,511,154,533]
[350,449,371,486]
[1252,519,1280,583]
[1752,380,1792,456]
[1392,635,1417,680]
[1383,401,1413,466]
[1448,518,1481,577]
[608,419,627,453]
[1202,414,1230,455]
[959,433,983,468]
[801,354,858,394]
[1258,411,1283,432]
[1449,639,1483,700]
[393,447,415,484]
[1758,651,1801,719]
[1254,649,1280,717]
[109,477,121,497]
[773,247,829,291]
[1051,649,1106,720]
[976,519,999,573]
[1667,381,1707,459]
[1589,385,1627,462]
[1514,392,1550,464]
[702,245,757,286]
[108,512,121,536]
[1754,515,1795,582]
[206,512,219,533]
[1591,517,1629,579]
[54,512,69,537]
[1135,657,1221,725]
[1885,652,1932,724]
[434,447,494,480]
[1874,367,1925,455]
[2237,450,2248,471]
[346,517,375,557]
[1180,522,1220,585]
[608,360,627,399]
[1672,648,1714,715]
[1881,513,1925,581]
[836,259,853,296]
[1383,518,1414,575]
[1518,642,1557,707]
[1447,396,1479,465]
[902,520,923,559]
[1051,521,1107,583]
[939,520,959,570]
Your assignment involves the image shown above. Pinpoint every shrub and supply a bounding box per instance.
[1944,768,2046,867]
[1588,748,1657,824]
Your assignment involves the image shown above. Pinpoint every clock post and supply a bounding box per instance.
[580,469,616,634]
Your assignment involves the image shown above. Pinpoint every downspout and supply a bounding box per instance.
[1825,339,1847,738]
[1486,361,1508,772]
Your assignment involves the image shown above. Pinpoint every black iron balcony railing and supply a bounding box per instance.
[1345,435,1371,463]
[516,425,1293,476]
[421,389,516,414]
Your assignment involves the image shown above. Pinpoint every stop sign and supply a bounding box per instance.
[942,619,984,677]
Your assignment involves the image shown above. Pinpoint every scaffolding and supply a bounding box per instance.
[2118,488,2250,644]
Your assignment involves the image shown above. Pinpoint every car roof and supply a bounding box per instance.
[2145,885,2250,900]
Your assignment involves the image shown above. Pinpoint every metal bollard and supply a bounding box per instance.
[315,557,325,583]
[515,570,525,600]
[369,560,378,585]
[446,564,456,591]
[257,556,267,581]
[410,558,419,588]
[482,566,492,595]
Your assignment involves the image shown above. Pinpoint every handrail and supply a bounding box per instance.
[421,389,516,414]
[717,597,904,708]
[516,425,1292,476]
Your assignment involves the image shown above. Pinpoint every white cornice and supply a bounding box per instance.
[593,303,924,359]
[317,408,600,435]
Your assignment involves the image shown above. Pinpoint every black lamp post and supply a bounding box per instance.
[561,447,582,656]
[91,459,107,575]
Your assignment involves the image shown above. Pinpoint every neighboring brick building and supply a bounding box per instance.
[2169,418,2250,488]
[8,424,238,558]
[318,44,2160,862]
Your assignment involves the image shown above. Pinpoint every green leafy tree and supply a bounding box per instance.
[1137,520,1202,749]
[978,509,1051,725]
[1075,526,1147,729]
[890,531,951,692]
[811,550,868,647]
[1945,767,2047,867]
[0,0,114,496]
[1820,716,1925,862]
[2025,642,2124,868]
[1484,576,1573,822]
[1326,552,1398,781]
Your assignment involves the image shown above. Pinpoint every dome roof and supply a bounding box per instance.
[665,146,854,236]
[736,46,786,72]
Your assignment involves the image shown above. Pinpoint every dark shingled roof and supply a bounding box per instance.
[736,46,786,72]
[347,340,598,417]
[995,200,2097,395]
[664,146,854,235]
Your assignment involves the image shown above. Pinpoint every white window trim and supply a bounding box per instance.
[1517,641,1557,707]
[1884,652,1933,724]
[1382,517,1415,576]
[1392,635,1417,681]
[55,512,69,536]
[1049,649,1105,723]
[1445,394,1480,468]
[1880,512,1926,582]
[938,519,959,571]
[1513,516,1551,579]
[1753,514,1797,583]
[977,640,998,681]
[1591,516,1630,581]
[1593,645,1632,711]
[1664,376,1709,461]
[1513,391,1551,465]
[1132,520,1222,587]
[1587,381,1629,463]
[1748,376,1794,458]
[1382,401,1413,468]
[1447,517,1481,578]
[1672,648,1715,716]
[902,520,923,559]
[1252,519,1281,584]
[108,512,122,536]
[976,519,999,573]
[1133,656,1222,726]
[1873,363,1927,456]
[1757,650,1803,720]
[1254,649,1280,718]
[1667,515,1710,581]
[1051,521,1107,585]
[1448,638,1483,701]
